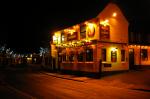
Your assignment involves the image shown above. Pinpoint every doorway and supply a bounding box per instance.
[129,48,135,70]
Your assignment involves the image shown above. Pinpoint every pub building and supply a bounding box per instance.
[51,2,149,75]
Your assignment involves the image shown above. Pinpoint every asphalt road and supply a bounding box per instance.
[0,66,150,99]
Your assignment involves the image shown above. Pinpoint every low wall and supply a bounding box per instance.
[61,62,97,72]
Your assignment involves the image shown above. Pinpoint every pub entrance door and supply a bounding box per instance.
[129,48,135,70]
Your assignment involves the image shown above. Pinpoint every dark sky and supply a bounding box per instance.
[0,0,150,53]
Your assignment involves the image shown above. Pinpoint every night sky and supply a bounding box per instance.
[0,0,150,53]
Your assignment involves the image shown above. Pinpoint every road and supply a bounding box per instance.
[0,66,150,99]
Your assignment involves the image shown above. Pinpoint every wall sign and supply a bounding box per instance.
[87,25,95,38]
[100,25,110,40]
[67,32,78,41]
[104,63,111,67]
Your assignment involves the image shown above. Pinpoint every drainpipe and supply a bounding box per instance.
[139,45,141,69]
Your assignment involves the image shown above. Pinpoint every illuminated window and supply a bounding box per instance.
[80,24,86,39]
[101,48,106,61]
[69,52,74,62]
[61,33,66,43]
[141,49,148,61]
[62,54,66,62]
[77,52,84,62]
[121,50,125,61]
[86,48,93,61]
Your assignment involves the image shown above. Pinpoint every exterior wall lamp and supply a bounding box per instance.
[100,19,109,26]
[112,12,117,17]
[111,47,117,52]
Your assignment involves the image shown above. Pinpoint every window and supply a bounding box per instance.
[62,54,66,61]
[61,33,66,43]
[121,50,125,61]
[80,24,86,39]
[77,52,84,62]
[86,48,93,61]
[141,49,148,61]
[101,48,106,61]
[69,52,74,62]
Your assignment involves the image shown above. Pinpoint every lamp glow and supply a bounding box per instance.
[100,19,109,26]
[112,12,117,17]
[111,48,117,52]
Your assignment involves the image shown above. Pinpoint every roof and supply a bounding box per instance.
[51,1,110,32]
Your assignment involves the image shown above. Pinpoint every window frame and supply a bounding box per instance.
[85,48,93,62]
[141,49,148,61]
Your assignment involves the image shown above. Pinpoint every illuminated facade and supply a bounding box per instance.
[51,3,148,74]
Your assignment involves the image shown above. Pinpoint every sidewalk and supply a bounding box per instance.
[42,69,150,92]
[25,64,150,92]
[42,72,91,82]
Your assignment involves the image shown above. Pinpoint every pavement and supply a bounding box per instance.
[6,64,150,93]
[42,69,150,93]
[42,72,90,82]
